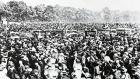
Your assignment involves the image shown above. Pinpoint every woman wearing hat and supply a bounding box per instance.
[72,58,82,79]
[120,66,131,79]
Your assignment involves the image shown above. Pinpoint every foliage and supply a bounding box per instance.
[0,1,139,23]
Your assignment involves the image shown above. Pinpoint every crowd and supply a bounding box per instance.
[0,24,140,79]
[0,22,137,33]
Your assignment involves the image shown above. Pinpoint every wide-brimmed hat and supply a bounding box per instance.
[10,47,15,52]
[121,66,127,73]
[30,47,36,52]
[104,56,111,62]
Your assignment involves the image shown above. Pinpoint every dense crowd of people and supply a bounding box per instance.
[0,22,137,33]
[0,32,139,79]
[0,23,140,79]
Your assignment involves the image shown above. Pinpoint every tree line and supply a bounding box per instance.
[0,1,139,23]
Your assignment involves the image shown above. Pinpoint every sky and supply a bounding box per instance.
[1,0,140,12]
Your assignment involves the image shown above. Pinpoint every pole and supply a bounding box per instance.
[5,16,8,41]
[124,28,125,45]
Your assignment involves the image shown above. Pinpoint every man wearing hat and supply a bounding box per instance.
[120,66,131,79]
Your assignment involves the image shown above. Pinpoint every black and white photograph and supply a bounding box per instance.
[0,0,140,79]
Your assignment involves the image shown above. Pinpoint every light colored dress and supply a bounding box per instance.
[44,65,58,79]
[0,68,10,79]
[73,62,82,79]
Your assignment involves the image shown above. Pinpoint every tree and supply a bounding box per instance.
[112,12,120,23]
[7,1,27,21]
[34,4,46,21]
[43,5,56,21]
[123,12,130,23]
[102,7,111,23]
[18,1,28,21]
[26,6,36,21]
[0,2,11,21]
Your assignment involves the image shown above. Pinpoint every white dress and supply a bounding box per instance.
[45,65,58,79]
[73,63,82,79]
[45,58,58,79]
[0,68,10,79]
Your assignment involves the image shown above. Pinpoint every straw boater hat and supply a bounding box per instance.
[76,58,81,63]
[104,56,111,62]
[30,47,36,52]
[113,53,120,58]
[121,66,127,73]
[10,47,15,52]
[51,48,58,53]
[59,53,64,56]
